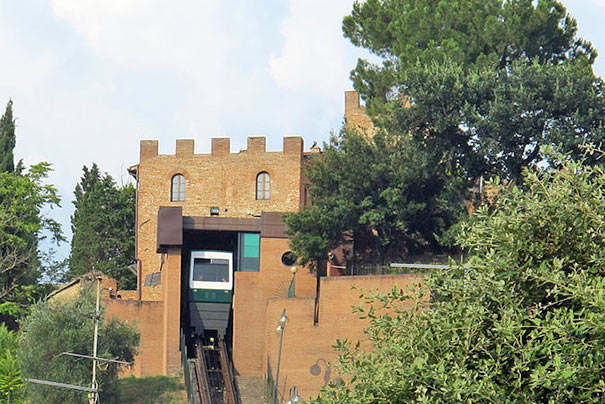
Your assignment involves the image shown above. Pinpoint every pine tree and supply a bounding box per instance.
[0,100,16,173]
[342,0,605,183]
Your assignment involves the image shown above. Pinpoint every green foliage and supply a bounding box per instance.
[292,0,605,269]
[385,56,605,183]
[0,100,15,173]
[118,376,188,404]
[18,290,139,404]
[0,351,23,404]
[311,158,605,403]
[343,0,605,184]
[0,324,18,354]
[344,0,594,113]
[0,163,64,320]
[285,129,467,267]
[0,324,23,404]
[70,163,136,289]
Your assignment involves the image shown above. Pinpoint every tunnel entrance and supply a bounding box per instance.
[180,229,259,403]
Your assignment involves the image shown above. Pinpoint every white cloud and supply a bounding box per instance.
[268,0,359,98]
[50,0,236,94]
[52,1,224,63]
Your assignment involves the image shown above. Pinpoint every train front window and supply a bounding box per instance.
[193,258,229,283]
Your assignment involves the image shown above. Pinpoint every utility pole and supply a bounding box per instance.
[89,276,101,404]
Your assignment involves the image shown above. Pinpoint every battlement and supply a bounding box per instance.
[139,136,304,161]
[344,90,376,135]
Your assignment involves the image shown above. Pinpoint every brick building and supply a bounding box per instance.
[102,92,422,400]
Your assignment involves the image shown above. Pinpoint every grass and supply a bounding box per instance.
[118,375,188,404]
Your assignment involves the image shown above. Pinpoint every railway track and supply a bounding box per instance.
[191,337,239,404]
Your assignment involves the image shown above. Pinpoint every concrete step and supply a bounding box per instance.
[235,376,265,404]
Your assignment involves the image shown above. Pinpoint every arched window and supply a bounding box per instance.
[256,172,270,200]
[171,174,185,201]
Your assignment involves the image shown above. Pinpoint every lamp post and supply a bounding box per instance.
[288,266,297,298]
[274,309,287,403]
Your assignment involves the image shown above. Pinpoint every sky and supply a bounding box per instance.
[0,0,604,260]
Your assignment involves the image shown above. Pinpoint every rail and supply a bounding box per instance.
[185,336,239,404]
[195,342,213,404]
[218,340,238,404]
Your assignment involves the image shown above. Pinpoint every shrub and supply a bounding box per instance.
[18,290,138,404]
[312,158,605,403]
[0,324,23,404]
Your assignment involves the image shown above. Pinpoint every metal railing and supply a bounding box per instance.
[342,261,451,276]
[181,331,201,404]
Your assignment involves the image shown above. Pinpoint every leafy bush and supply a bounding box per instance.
[18,290,139,404]
[285,129,467,267]
[312,159,605,403]
[0,324,23,404]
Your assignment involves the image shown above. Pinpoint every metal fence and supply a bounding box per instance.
[342,257,453,276]
[181,331,201,404]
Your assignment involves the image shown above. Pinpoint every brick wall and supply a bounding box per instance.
[103,248,182,377]
[264,274,425,399]
[232,237,317,376]
[135,137,305,301]
[344,91,376,136]
[162,247,182,375]
[111,131,427,389]
[104,298,164,377]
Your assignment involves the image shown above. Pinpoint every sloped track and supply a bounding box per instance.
[189,337,239,404]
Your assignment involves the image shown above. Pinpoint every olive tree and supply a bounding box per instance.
[18,290,139,404]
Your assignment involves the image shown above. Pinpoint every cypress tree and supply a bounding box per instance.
[0,99,15,173]
[70,164,136,289]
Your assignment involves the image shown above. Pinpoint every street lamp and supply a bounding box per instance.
[310,358,332,386]
[274,309,288,403]
[288,266,298,298]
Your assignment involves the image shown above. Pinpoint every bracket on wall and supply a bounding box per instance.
[144,272,161,287]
